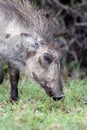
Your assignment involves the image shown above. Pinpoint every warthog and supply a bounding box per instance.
[0,0,64,101]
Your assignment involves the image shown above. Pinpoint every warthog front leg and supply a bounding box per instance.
[0,63,4,84]
[8,63,20,101]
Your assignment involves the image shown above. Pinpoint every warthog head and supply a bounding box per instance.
[23,34,64,101]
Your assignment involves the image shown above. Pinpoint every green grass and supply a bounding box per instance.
[0,76,87,130]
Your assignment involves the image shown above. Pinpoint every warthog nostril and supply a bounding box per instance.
[53,94,65,101]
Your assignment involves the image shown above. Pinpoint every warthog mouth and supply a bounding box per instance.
[43,87,64,101]
[32,72,64,101]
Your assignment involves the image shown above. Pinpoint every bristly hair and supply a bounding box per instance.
[0,0,54,42]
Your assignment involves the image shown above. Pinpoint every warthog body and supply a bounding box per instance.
[0,0,64,101]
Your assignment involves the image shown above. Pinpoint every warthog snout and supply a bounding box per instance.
[53,93,64,101]
[44,86,64,101]
[42,80,64,101]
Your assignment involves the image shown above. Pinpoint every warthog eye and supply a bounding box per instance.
[44,53,53,64]
[38,53,53,69]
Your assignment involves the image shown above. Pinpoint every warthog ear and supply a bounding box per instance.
[21,33,39,52]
